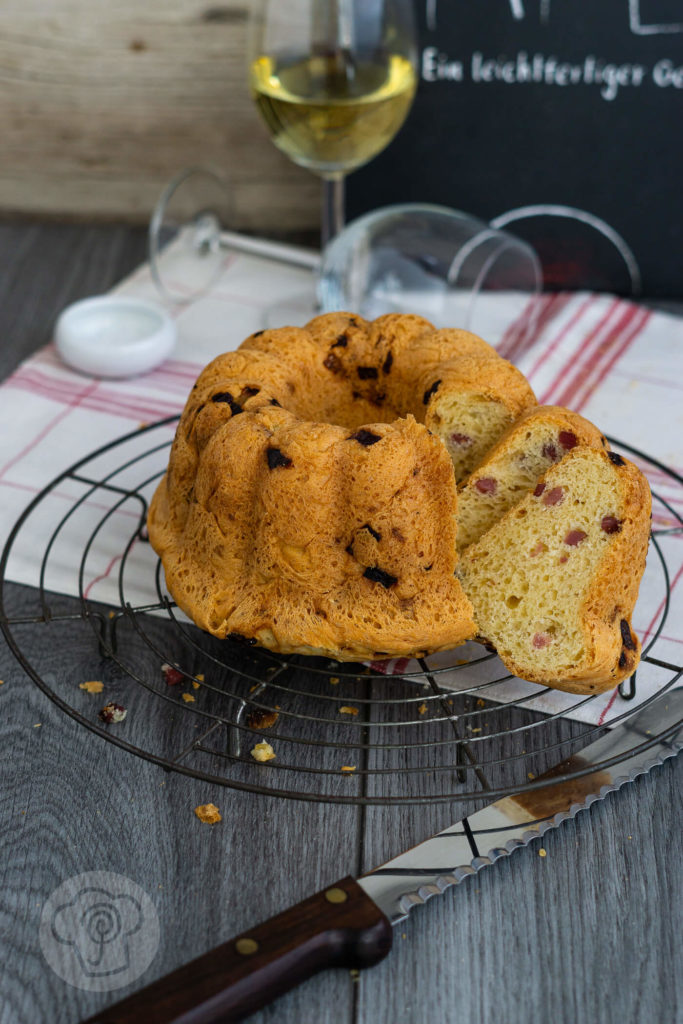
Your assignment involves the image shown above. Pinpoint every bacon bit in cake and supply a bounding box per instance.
[341,765,356,773]
[362,523,381,541]
[251,742,276,762]
[533,482,546,497]
[357,365,378,380]
[532,633,552,649]
[559,431,578,450]
[608,452,625,467]
[601,515,623,534]
[331,333,348,348]
[161,663,184,686]
[266,447,293,469]
[475,477,497,495]
[349,429,382,446]
[363,566,398,588]
[418,703,427,715]
[529,541,547,557]
[450,433,473,447]
[542,443,559,461]
[339,705,359,716]
[564,529,587,546]
[195,803,222,824]
[98,702,127,724]
[558,554,569,564]
[79,681,104,694]
[323,352,343,373]
[246,708,279,729]
[423,379,442,404]
[620,619,637,651]
[543,486,565,507]
[382,351,393,374]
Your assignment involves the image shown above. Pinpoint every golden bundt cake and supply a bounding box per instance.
[457,406,608,550]
[458,447,651,694]
[150,402,475,660]
[148,313,541,661]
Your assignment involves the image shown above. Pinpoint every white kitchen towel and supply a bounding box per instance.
[1,242,681,727]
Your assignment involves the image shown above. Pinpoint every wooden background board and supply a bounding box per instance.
[0,1,319,231]
[0,220,681,1024]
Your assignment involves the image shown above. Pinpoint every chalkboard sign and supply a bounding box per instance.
[347,0,683,297]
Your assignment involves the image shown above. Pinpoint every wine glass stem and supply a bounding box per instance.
[321,176,346,249]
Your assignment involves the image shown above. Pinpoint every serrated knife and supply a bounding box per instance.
[86,689,683,1024]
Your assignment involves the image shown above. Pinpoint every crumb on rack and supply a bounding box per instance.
[341,765,356,773]
[246,708,279,729]
[418,702,427,715]
[195,803,222,824]
[339,705,359,716]
[79,681,104,694]
[251,741,276,763]
[476,698,485,707]
[182,693,195,703]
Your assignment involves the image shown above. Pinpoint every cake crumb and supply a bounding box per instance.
[33,723,42,729]
[476,698,486,707]
[350,969,360,982]
[418,702,427,714]
[329,676,340,685]
[98,702,127,724]
[341,765,356,773]
[528,772,535,780]
[79,680,104,694]
[195,803,222,824]
[538,848,547,858]
[251,741,276,762]
[196,673,205,682]
[339,705,359,716]
[246,708,279,729]
[182,693,195,703]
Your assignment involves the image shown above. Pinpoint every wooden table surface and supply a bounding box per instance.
[0,221,681,1024]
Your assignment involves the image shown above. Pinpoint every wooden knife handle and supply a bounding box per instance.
[83,877,392,1024]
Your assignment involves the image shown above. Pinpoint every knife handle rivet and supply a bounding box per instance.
[324,887,348,904]
[235,937,259,955]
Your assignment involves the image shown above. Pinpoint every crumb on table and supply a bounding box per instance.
[79,680,104,694]
[194,803,222,824]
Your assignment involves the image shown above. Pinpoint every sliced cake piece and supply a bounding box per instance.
[418,354,538,483]
[457,406,608,550]
[458,446,651,694]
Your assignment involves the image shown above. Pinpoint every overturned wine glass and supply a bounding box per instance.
[148,172,542,344]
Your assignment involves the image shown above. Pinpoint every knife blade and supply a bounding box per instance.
[85,689,683,1024]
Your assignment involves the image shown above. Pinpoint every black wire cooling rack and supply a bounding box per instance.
[1,416,682,807]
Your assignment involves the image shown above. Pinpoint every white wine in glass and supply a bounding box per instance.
[248,0,418,245]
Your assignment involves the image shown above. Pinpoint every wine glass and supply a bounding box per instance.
[247,0,418,246]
